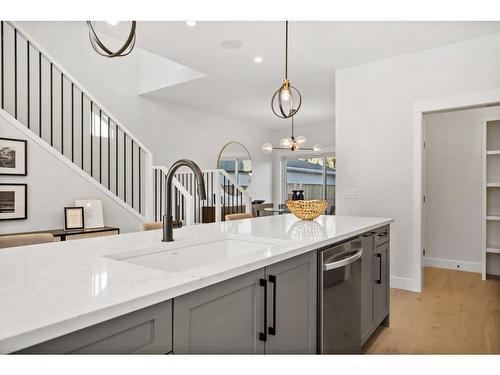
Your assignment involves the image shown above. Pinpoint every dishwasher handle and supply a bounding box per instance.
[323,248,363,271]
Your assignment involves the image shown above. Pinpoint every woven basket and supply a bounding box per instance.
[286,200,328,220]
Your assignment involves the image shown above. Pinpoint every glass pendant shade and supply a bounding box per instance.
[262,143,273,154]
[271,21,302,119]
[87,21,136,58]
[271,80,302,119]
[280,137,293,148]
[313,144,322,152]
[296,135,307,144]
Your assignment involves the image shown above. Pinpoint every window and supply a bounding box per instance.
[282,154,336,214]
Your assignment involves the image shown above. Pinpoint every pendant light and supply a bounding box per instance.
[271,21,302,119]
[87,21,137,58]
[262,117,321,153]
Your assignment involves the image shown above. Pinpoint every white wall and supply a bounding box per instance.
[424,106,500,273]
[16,21,273,202]
[0,114,144,234]
[335,32,500,291]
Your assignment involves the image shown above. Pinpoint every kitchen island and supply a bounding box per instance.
[0,214,393,354]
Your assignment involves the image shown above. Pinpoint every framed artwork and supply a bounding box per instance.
[0,137,27,176]
[75,199,104,228]
[0,183,27,220]
[64,207,85,230]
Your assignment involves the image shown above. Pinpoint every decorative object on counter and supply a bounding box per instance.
[0,183,27,220]
[291,190,299,200]
[87,21,136,58]
[0,137,27,176]
[262,117,322,153]
[64,207,85,230]
[286,199,328,220]
[271,21,302,119]
[298,190,305,200]
[75,199,104,228]
[217,141,252,193]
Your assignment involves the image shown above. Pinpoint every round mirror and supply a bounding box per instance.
[217,142,252,194]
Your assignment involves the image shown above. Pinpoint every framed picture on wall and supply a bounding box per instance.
[0,137,27,176]
[0,183,27,220]
[64,207,85,230]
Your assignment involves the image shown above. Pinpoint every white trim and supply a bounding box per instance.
[413,90,500,292]
[424,257,482,273]
[390,276,418,292]
[1,109,146,222]
[413,89,500,113]
[9,21,153,156]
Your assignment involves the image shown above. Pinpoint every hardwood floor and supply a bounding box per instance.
[363,267,500,354]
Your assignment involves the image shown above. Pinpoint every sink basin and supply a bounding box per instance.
[104,236,283,273]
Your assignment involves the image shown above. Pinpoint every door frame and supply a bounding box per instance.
[413,90,500,292]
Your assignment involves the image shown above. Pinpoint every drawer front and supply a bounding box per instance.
[374,226,390,247]
[17,300,172,354]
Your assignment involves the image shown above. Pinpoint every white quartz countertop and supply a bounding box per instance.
[0,214,393,353]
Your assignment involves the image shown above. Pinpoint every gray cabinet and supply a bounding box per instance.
[264,252,317,354]
[173,252,317,354]
[360,225,390,346]
[361,232,375,344]
[374,241,390,324]
[18,300,173,354]
[173,268,266,354]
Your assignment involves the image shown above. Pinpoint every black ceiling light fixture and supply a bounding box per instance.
[271,21,302,119]
[262,117,321,153]
[87,21,137,58]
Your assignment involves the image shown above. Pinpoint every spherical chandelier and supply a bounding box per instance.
[87,21,137,58]
[271,21,302,119]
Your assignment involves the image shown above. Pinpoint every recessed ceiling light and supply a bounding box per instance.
[186,21,197,26]
[221,40,242,50]
[254,56,263,64]
[106,20,120,26]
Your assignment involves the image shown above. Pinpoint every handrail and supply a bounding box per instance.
[8,21,152,156]
[1,21,153,219]
[218,169,251,199]
[152,166,195,225]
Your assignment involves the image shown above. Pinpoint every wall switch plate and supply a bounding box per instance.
[345,188,359,199]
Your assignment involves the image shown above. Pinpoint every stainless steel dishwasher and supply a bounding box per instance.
[317,236,363,354]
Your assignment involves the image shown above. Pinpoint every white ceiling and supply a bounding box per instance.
[104,21,500,130]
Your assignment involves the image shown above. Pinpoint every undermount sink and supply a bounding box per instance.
[104,235,284,273]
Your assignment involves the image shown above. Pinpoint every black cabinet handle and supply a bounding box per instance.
[268,275,277,336]
[376,253,382,284]
[363,231,377,237]
[259,278,267,342]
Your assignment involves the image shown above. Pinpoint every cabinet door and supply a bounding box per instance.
[173,268,266,354]
[18,300,173,354]
[374,242,389,325]
[265,252,317,354]
[361,232,375,344]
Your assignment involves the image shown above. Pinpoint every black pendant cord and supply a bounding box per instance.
[291,116,294,140]
[284,21,288,80]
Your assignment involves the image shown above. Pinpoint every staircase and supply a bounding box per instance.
[0,21,251,226]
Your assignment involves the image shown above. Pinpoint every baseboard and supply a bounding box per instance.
[424,256,481,273]
[390,275,419,292]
